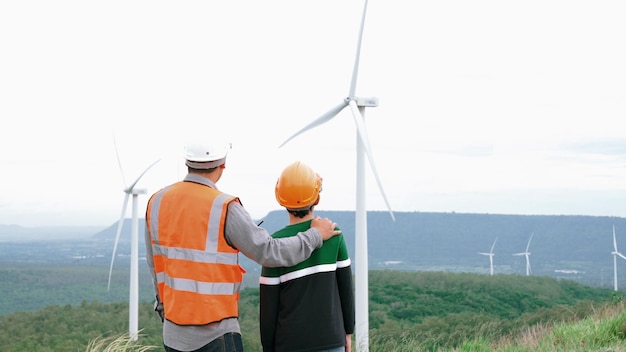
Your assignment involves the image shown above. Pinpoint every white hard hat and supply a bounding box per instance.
[184,141,232,169]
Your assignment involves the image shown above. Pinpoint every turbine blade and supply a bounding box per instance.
[279,101,348,148]
[349,0,369,97]
[490,238,498,252]
[348,100,395,221]
[108,193,129,291]
[526,232,534,251]
[614,225,618,252]
[618,252,626,261]
[113,132,127,187]
[127,159,161,191]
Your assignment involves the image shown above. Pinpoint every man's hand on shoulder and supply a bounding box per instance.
[311,216,341,241]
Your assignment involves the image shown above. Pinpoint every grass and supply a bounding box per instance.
[84,302,626,352]
[85,331,158,352]
[452,300,626,352]
[365,300,626,352]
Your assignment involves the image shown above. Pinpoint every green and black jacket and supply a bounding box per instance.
[259,220,355,352]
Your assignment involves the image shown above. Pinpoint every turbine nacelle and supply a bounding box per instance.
[613,251,626,261]
[125,188,147,196]
[347,96,379,107]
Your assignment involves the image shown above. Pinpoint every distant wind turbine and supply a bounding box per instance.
[513,232,533,276]
[478,238,497,276]
[107,136,159,340]
[612,225,626,291]
[278,1,393,350]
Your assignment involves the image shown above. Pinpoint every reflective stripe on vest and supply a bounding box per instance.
[146,178,242,325]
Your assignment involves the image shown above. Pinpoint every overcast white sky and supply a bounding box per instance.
[1,0,625,228]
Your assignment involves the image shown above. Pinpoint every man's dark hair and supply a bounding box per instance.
[288,206,313,219]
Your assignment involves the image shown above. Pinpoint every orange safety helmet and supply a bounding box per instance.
[275,161,322,210]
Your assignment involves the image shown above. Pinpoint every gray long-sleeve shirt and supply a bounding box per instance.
[144,174,323,351]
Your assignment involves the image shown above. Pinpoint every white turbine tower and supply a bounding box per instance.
[478,238,497,276]
[279,1,394,350]
[612,225,626,291]
[107,138,159,340]
[513,232,533,276]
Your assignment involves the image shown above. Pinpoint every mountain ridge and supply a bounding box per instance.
[3,210,626,288]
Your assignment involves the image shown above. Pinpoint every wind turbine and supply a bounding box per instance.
[513,232,533,276]
[107,137,159,340]
[279,1,394,350]
[612,225,626,291]
[478,238,497,276]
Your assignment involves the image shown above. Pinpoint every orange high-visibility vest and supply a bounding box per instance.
[146,179,244,325]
